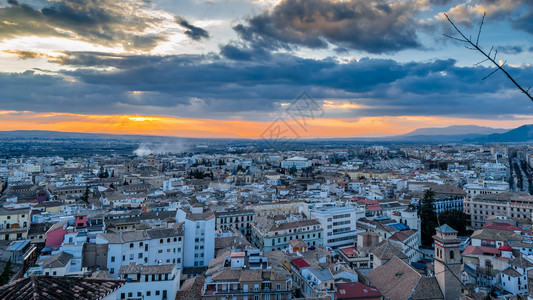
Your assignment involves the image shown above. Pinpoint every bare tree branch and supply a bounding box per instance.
[475,12,486,46]
[444,13,533,102]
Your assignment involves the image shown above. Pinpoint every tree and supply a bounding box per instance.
[0,259,15,285]
[80,186,89,203]
[438,209,470,236]
[418,190,439,246]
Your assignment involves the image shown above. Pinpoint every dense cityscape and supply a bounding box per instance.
[0,135,532,299]
[1,0,532,298]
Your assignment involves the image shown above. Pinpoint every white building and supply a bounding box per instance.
[464,179,509,196]
[116,263,180,300]
[281,156,311,170]
[308,203,363,249]
[95,227,184,278]
[176,205,215,268]
[480,162,508,180]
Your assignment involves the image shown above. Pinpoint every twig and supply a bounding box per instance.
[482,68,499,80]
[444,13,533,102]
[473,58,489,66]
[475,13,486,46]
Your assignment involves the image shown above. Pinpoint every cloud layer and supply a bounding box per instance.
[233,0,422,54]
[0,0,209,50]
[1,51,532,121]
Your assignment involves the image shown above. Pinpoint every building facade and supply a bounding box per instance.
[176,206,215,268]
[251,218,323,252]
[95,227,184,278]
[308,204,361,249]
[463,192,533,228]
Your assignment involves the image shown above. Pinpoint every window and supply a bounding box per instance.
[111,256,115,262]
[130,243,134,248]
[110,268,114,274]
[450,250,455,260]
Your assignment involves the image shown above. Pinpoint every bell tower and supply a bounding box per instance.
[433,224,462,300]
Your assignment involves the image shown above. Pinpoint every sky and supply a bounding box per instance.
[1,0,533,138]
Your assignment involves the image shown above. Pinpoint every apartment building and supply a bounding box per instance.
[202,249,292,300]
[117,263,180,300]
[430,184,466,213]
[95,227,184,278]
[308,203,362,249]
[214,208,254,236]
[251,217,323,252]
[250,201,303,218]
[0,208,31,240]
[463,179,509,197]
[463,191,533,228]
[176,205,215,268]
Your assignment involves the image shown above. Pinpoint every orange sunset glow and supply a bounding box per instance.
[1,110,531,138]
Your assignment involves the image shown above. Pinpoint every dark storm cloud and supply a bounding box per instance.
[219,43,270,61]
[0,0,170,50]
[2,51,533,119]
[232,0,422,54]
[176,17,209,41]
[497,46,524,54]
[513,9,533,35]
[428,0,454,5]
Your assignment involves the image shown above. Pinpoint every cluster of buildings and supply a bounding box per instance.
[0,143,531,299]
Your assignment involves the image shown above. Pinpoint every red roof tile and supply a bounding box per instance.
[335,282,382,299]
[463,245,500,256]
[291,258,310,269]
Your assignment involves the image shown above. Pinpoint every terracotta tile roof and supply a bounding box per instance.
[367,205,382,211]
[368,256,443,300]
[501,267,522,277]
[339,247,358,258]
[335,282,382,299]
[239,269,262,282]
[0,276,125,300]
[462,245,500,256]
[176,276,205,300]
[390,229,417,242]
[410,276,444,300]
[371,240,408,261]
[291,258,311,269]
[37,252,73,269]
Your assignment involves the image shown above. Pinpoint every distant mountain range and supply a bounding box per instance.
[0,125,532,143]
[466,125,533,143]
[402,125,508,137]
